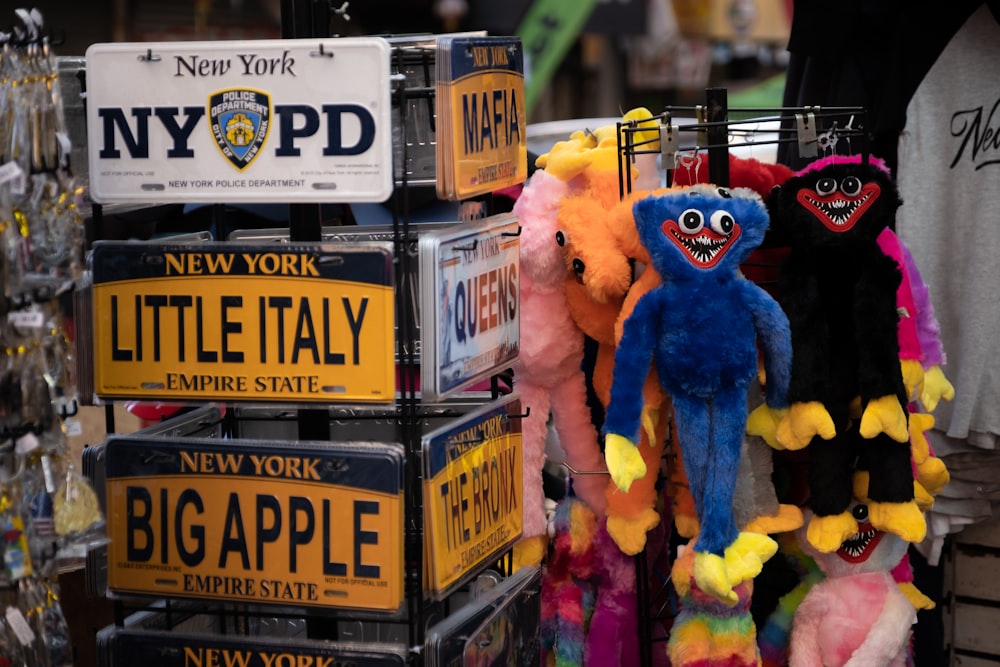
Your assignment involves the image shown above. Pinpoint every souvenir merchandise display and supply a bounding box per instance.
[12,0,968,659]
[0,9,104,666]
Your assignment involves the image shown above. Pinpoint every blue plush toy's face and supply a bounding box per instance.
[663,205,742,269]
[633,185,768,279]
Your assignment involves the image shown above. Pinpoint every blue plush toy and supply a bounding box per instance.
[604,184,792,605]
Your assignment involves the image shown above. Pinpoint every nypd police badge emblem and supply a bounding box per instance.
[208,88,271,171]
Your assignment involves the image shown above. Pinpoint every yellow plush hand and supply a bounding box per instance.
[746,404,789,449]
[621,107,659,150]
[900,359,925,402]
[605,433,646,493]
[535,134,596,180]
[776,401,836,450]
[898,582,936,611]
[859,394,909,442]
[921,365,955,412]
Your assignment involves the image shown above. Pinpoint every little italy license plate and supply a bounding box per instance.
[91,241,395,404]
[104,436,405,611]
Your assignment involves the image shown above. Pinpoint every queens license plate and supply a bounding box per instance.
[91,241,395,404]
[104,436,405,611]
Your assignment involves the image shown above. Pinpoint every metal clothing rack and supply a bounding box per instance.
[613,88,870,667]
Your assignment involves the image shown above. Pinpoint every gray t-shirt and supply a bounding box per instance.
[897,4,1000,443]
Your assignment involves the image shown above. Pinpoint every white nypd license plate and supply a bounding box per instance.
[85,38,393,204]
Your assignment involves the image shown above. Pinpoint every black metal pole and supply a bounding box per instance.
[706,87,730,188]
[281,0,336,641]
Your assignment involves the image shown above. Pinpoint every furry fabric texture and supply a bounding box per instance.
[768,157,926,553]
[541,497,598,667]
[606,185,792,557]
[584,519,641,667]
[668,542,762,667]
[557,169,668,555]
[789,506,916,667]
[511,169,607,539]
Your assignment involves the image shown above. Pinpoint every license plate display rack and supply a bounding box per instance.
[82,10,534,666]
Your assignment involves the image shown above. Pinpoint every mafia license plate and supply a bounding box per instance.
[91,242,395,404]
[85,38,393,204]
[104,436,405,612]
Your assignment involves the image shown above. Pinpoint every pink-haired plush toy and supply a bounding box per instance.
[789,503,915,667]
[511,169,608,566]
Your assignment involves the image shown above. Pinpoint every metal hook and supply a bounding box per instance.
[561,461,610,476]
[137,48,160,62]
[333,1,351,21]
[500,226,522,237]
[453,239,477,252]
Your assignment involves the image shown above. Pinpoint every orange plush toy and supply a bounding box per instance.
[546,117,673,555]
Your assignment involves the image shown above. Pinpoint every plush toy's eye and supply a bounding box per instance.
[709,210,735,235]
[555,231,566,247]
[852,504,869,522]
[572,258,585,276]
[816,178,837,196]
[840,176,862,197]
[717,187,732,199]
[678,209,704,234]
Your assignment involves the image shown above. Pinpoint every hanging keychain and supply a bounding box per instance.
[0,482,34,584]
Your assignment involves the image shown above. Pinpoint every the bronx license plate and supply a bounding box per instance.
[91,242,395,403]
[104,436,405,611]
[85,38,393,203]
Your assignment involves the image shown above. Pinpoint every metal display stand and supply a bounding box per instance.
[81,3,523,664]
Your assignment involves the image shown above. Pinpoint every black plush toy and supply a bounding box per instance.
[760,155,926,554]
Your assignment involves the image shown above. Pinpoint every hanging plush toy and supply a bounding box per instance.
[510,168,607,567]
[604,184,792,604]
[760,157,927,554]
[789,502,916,667]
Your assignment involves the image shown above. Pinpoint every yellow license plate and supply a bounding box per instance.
[91,242,395,403]
[443,38,527,200]
[422,395,523,598]
[105,437,405,611]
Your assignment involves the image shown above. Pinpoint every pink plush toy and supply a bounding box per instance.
[511,169,608,562]
[789,504,916,667]
[585,518,642,667]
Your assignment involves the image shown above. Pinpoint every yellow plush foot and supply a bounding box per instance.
[605,433,646,493]
[776,401,836,450]
[921,365,955,412]
[746,404,788,450]
[511,534,547,570]
[868,500,927,544]
[723,531,778,584]
[674,513,700,540]
[806,511,859,553]
[743,504,805,535]
[693,552,738,606]
[859,394,909,442]
[606,507,661,556]
[898,582,936,611]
